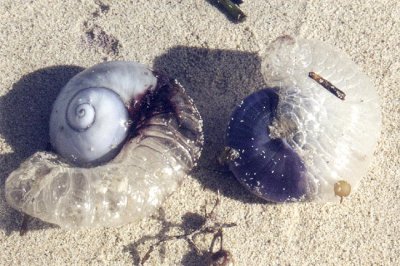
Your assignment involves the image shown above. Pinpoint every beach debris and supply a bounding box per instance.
[217,147,240,166]
[209,0,246,23]
[208,228,235,266]
[19,214,31,236]
[308,72,346,100]
[334,180,352,203]
[138,192,236,265]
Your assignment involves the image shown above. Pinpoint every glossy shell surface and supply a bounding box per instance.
[226,36,381,202]
[5,61,204,228]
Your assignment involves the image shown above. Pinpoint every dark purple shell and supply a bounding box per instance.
[226,88,310,202]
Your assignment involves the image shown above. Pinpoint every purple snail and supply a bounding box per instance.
[224,36,381,203]
[6,61,204,228]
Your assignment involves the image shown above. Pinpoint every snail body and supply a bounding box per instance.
[226,36,381,202]
[6,61,204,228]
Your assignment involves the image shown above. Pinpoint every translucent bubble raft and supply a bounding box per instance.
[226,36,381,202]
[5,62,204,228]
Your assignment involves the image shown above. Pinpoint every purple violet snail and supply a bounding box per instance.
[5,61,204,228]
[224,36,381,203]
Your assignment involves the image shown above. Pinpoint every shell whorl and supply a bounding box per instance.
[49,61,158,166]
[5,61,204,228]
[67,100,96,131]
[54,87,130,165]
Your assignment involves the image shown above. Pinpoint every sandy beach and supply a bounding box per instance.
[0,0,399,265]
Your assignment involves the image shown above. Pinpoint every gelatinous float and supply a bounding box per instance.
[6,61,204,228]
[225,36,381,202]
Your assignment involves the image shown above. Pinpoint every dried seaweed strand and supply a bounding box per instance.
[140,192,236,264]
[309,72,346,100]
[19,214,32,236]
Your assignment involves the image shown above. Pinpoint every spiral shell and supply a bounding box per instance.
[226,36,381,202]
[52,86,130,166]
[5,61,204,228]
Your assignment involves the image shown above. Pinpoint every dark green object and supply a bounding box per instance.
[214,0,246,22]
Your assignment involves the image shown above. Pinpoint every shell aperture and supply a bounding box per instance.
[226,36,381,202]
[5,61,204,228]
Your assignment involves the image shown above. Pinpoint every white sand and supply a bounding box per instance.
[0,0,399,265]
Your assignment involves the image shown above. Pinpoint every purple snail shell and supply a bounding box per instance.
[5,61,204,228]
[225,36,381,202]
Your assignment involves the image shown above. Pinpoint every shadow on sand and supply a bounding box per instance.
[0,65,84,235]
[0,48,268,250]
[153,46,268,205]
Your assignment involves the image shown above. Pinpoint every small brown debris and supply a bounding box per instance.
[334,180,351,203]
[309,72,346,100]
